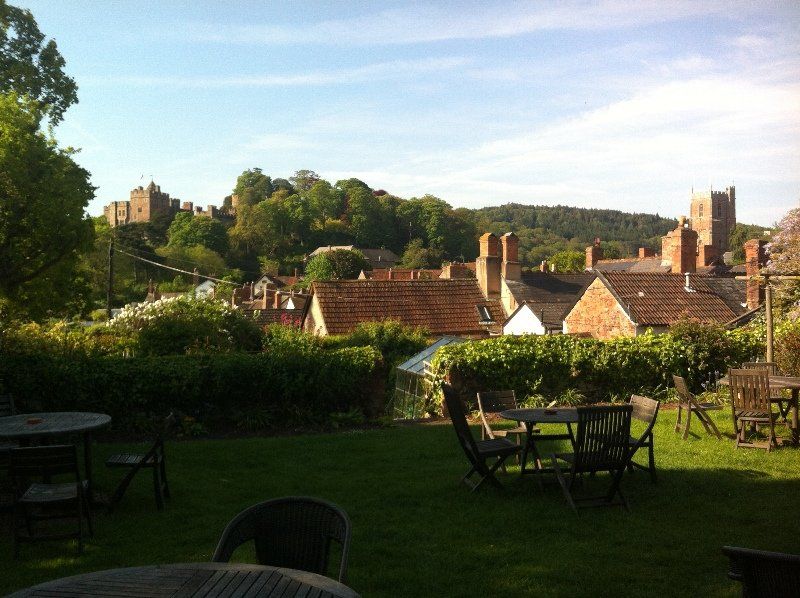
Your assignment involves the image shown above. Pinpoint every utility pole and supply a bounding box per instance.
[106,235,114,320]
[765,276,773,362]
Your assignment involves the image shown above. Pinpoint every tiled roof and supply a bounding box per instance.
[311,279,504,336]
[505,272,595,327]
[599,272,744,326]
[242,308,304,327]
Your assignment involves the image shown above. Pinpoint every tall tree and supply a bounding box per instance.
[233,168,272,206]
[0,1,78,123]
[167,212,228,255]
[290,169,321,193]
[304,249,369,283]
[0,93,94,312]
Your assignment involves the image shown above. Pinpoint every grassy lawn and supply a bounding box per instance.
[2,409,800,597]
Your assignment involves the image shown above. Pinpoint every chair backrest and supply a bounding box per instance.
[0,394,15,417]
[723,545,800,597]
[630,395,660,438]
[10,444,80,483]
[573,405,632,473]
[212,497,351,583]
[729,368,772,413]
[672,375,696,406]
[443,384,480,461]
[477,390,517,439]
[742,361,779,376]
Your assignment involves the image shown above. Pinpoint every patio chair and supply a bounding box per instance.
[105,413,175,511]
[10,444,93,557]
[443,384,521,492]
[672,375,722,440]
[627,395,660,483]
[723,545,800,598]
[551,404,633,512]
[729,368,781,451]
[0,394,16,417]
[212,496,351,583]
[743,361,790,419]
[477,390,534,442]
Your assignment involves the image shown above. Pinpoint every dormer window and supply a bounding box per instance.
[476,305,494,324]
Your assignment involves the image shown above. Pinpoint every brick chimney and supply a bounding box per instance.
[500,232,521,281]
[540,260,548,272]
[476,232,501,298]
[661,223,698,274]
[273,290,282,309]
[441,263,472,279]
[744,239,767,309]
[585,238,603,270]
[639,247,655,258]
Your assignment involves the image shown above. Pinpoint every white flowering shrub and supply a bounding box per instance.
[108,295,263,356]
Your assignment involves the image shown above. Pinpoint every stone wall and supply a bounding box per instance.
[563,277,636,339]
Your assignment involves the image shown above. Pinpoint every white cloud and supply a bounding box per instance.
[81,57,469,88]
[185,1,762,46]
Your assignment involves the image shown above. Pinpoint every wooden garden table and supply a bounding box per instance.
[6,562,361,597]
[500,407,578,475]
[718,375,800,445]
[0,411,111,502]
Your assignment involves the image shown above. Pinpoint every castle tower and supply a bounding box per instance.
[129,180,173,223]
[689,185,736,254]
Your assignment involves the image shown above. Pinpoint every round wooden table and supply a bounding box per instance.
[6,562,361,598]
[0,412,111,501]
[500,408,578,475]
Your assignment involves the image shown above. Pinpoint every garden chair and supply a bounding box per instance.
[444,384,521,492]
[551,404,633,512]
[105,413,175,511]
[723,545,800,598]
[477,390,533,442]
[212,496,351,583]
[10,444,93,557]
[743,361,790,419]
[672,375,722,440]
[0,394,19,458]
[627,395,660,483]
[729,368,781,451]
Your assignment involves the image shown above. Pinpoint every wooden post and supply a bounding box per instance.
[765,278,773,362]
[106,236,114,320]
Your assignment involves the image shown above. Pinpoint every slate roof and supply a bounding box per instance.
[594,257,670,273]
[310,279,504,336]
[505,272,595,328]
[362,268,442,280]
[598,272,747,326]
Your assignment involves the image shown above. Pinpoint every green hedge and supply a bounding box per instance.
[432,324,763,408]
[0,345,383,433]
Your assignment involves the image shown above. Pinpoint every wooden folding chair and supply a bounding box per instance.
[743,362,790,420]
[10,444,93,557]
[106,413,175,511]
[729,368,781,451]
[551,404,633,512]
[443,385,521,492]
[672,375,722,440]
[627,395,660,483]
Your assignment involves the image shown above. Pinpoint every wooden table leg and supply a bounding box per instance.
[520,422,532,474]
[83,431,94,503]
[793,390,799,446]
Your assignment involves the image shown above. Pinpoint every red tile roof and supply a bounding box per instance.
[364,268,442,281]
[310,279,504,336]
[599,272,746,326]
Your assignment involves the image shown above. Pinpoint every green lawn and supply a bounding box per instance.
[2,410,800,597]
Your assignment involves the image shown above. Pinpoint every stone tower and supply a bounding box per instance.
[128,180,175,224]
[689,186,736,253]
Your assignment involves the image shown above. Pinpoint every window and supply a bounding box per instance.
[137,207,142,213]
[476,305,495,324]
[717,204,722,217]
[698,204,703,218]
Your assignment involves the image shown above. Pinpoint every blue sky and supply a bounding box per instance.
[19,0,800,225]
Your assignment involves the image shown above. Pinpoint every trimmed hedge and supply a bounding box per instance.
[0,345,383,433]
[432,325,763,409]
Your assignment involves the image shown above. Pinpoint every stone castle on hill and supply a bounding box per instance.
[103,180,228,227]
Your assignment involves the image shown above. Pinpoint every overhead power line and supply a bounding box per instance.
[114,248,238,286]
[114,243,262,277]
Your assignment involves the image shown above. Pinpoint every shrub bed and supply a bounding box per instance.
[431,323,763,411]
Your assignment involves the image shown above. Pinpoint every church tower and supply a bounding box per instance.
[689,185,736,253]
